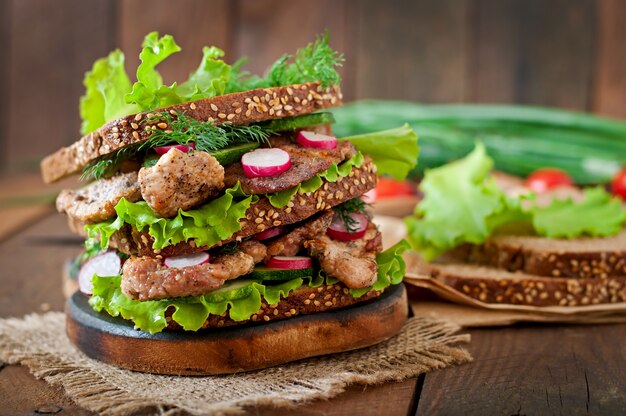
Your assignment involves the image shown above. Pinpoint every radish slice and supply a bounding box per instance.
[296,131,337,149]
[266,256,313,269]
[241,148,291,178]
[164,252,210,269]
[153,142,196,155]
[255,226,286,241]
[327,212,369,241]
[78,251,122,295]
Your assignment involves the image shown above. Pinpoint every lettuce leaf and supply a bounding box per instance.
[268,152,364,208]
[339,124,419,180]
[86,183,256,250]
[405,143,626,260]
[533,187,626,238]
[80,50,139,135]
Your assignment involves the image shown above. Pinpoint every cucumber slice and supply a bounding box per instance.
[203,279,258,303]
[209,143,260,165]
[263,112,336,132]
[249,266,315,281]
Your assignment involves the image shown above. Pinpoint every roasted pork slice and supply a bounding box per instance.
[56,171,142,224]
[265,211,333,260]
[224,141,357,194]
[138,149,224,218]
[121,251,254,301]
[305,223,382,289]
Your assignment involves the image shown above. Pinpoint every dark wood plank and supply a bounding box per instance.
[0,0,11,173]
[119,0,233,87]
[416,324,626,415]
[468,0,596,110]
[233,0,352,99]
[354,0,469,102]
[592,0,626,119]
[5,0,115,174]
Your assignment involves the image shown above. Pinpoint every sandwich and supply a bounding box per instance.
[405,144,626,307]
[42,32,419,373]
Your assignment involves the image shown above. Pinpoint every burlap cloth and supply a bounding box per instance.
[0,312,470,415]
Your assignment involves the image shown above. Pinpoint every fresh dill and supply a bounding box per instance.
[267,33,344,88]
[333,198,371,233]
[81,111,274,181]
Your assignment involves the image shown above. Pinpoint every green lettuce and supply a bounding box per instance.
[80,50,139,135]
[86,183,256,250]
[90,276,304,334]
[405,144,626,260]
[339,124,419,180]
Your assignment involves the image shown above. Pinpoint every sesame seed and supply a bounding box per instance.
[314,300,321,306]
[254,218,263,224]
[218,113,227,119]
[112,126,119,133]
[227,114,235,120]
[287,87,293,95]
[157,122,168,129]
[132,131,140,140]
[264,315,270,321]
[235,108,242,114]
[131,122,139,130]
[304,300,311,305]
[232,102,240,107]
[302,99,308,105]
[211,103,219,111]
[257,224,266,231]
[253,96,260,103]
[284,105,293,111]
[190,103,197,110]
[245,110,252,117]
[289,309,296,315]
[309,293,316,299]
[273,309,279,316]
[285,207,292,214]
[169,109,177,116]
[134,114,142,121]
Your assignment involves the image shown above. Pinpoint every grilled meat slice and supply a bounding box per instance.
[56,171,141,224]
[305,223,382,289]
[121,251,254,301]
[239,240,267,263]
[138,149,225,218]
[265,211,333,260]
[224,141,357,195]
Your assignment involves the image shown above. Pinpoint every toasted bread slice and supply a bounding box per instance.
[448,229,626,279]
[416,260,626,307]
[73,158,378,257]
[41,82,343,183]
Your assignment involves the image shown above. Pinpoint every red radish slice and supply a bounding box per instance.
[78,251,122,295]
[266,256,313,269]
[255,226,286,241]
[153,142,196,155]
[164,252,210,269]
[241,148,291,178]
[296,131,337,149]
[327,212,369,241]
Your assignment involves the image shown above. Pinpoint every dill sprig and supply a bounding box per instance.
[333,198,371,233]
[267,33,344,88]
[81,111,274,181]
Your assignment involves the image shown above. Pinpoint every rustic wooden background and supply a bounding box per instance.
[1,0,626,176]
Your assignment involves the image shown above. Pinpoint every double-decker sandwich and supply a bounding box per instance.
[42,32,419,373]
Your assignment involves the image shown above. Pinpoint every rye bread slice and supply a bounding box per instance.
[417,260,626,307]
[87,158,378,257]
[164,281,385,330]
[41,82,343,183]
[448,229,626,279]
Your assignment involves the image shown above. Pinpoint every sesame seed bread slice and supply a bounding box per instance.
[164,282,385,330]
[41,82,343,183]
[417,261,626,307]
[448,229,626,279]
[84,158,378,257]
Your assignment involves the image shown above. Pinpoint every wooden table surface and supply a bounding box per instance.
[0,197,625,414]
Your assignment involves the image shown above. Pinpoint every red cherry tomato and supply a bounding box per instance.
[375,177,415,199]
[524,168,574,193]
[611,168,626,200]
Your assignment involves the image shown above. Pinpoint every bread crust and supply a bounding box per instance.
[101,158,378,257]
[165,281,385,330]
[449,229,626,279]
[41,82,343,183]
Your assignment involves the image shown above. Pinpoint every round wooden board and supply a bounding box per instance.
[66,284,409,375]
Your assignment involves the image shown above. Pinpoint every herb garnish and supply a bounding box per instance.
[81,111,274,181]
[333,198,371,233]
